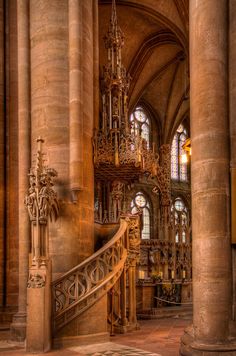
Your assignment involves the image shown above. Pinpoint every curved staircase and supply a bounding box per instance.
[52,215,140,336]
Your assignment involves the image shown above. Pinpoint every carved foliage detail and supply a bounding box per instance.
[27,273,46,288]
[25,139,59,224]
[126,215,141,266]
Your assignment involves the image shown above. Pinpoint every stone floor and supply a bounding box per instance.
[0,316,191,356]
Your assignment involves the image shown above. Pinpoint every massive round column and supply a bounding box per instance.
[229,0,236,320]
[10,0,30,341]
[0,0,4,308]
[181,0,236,354]
[69,0,83,195]
[76,0,95,263]
[30,0,95,276]
[16,0,30,321]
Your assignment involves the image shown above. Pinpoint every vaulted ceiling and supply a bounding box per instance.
[98,0,189,143]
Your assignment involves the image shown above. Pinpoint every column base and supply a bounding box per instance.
[180,325,236,355]
[112,321,140,334]
[127,321,140,331]
[113,324,128,334]
[10,312,27,342]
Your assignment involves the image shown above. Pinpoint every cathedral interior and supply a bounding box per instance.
[0,0,236,355]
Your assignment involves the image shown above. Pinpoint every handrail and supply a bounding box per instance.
[52,219,127,284]
[52,218,128,332]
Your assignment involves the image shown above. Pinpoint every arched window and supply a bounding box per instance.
[171,197,188,243]
[131,192,150,239]
[171,123,188,181]
[130,107,150,148]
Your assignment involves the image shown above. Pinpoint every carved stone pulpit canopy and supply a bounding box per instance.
[93,0,171,224]
[93,0,160,183]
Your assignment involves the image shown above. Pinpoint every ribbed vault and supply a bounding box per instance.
[99,0,189,143]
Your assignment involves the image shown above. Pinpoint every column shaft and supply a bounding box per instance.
[190,0,230,344]
[128,265,137,327]
[93,0,99,130]
[11,0,30,341]
[17,0,30,315]
[229,0,236,319]
[0,0,4,306]
[69,0,83,195]
[77,0,95,262]
[120,269,128,328]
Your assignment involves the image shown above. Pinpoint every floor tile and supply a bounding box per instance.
[0,317,191,356]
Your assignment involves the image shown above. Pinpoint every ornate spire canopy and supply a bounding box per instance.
[93,0,159,181]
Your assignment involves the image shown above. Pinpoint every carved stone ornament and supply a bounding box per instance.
[125,214,141,266]
[25,138,59,266]
[152,144,171,205]
[93,0,160,182]
[24,138,59,225]
[27,273,46,288]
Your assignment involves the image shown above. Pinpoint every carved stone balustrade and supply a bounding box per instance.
[52,218,129,333]
[52,214,141,335]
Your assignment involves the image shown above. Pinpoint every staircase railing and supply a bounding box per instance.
[52,218,129,333]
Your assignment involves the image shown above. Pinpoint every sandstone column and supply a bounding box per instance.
[93,0,99,131]
[120,269,128,331]
[30,0,95,275]
[30,1,75,275]
[69,0,83,201]
[77,0,95,262]
[229,0,236,321]
[128,264,138,328]
[181,0,236,354]
[11,0,30,341]
[0,0,4,307]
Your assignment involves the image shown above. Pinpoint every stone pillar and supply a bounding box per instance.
[128,264,138,329]
[120,269,128,332]
[11,0,30,341]
[0,0,4,307]
[181,0,236,354]
[77,0,95,262]
[93,0,99,131]
[30,0,80,274]
[30,0,95,272]
[26,263,52,353]
[6,0,19,310]
[229,0,236,321]
[69,0,83,200]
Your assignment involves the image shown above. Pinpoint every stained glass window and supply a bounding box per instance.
[171,124,188,181]
[131,192,150,239]
[130,107,150,149]
[172,197,188,243]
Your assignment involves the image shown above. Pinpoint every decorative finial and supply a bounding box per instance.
[36,136,44,152]
[104,0,124,51]
[36,137,45,172]
[111,0,117,29]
